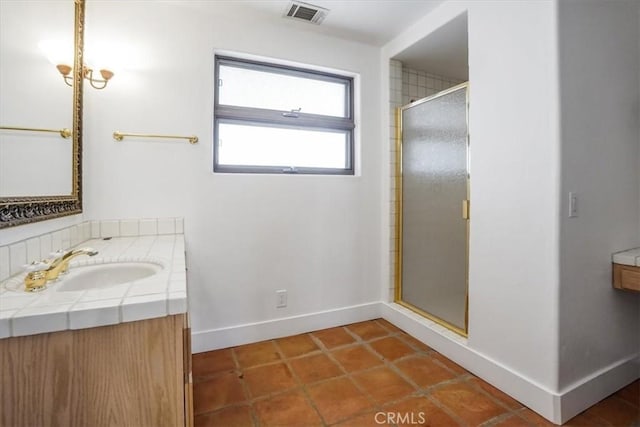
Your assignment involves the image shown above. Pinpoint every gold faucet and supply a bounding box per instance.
[44,248,99,281]
[23,262,49,292]
[24,248,98,292]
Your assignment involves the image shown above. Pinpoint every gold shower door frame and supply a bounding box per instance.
[394,82,470,337]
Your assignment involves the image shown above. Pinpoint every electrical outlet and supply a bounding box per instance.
[276,289,287,308]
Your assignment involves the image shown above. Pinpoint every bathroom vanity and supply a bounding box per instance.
[0,233,192,426]
[612,248,640,293]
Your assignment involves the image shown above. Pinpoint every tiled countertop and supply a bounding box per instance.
[0,235,187,338]
[612,248,640,267]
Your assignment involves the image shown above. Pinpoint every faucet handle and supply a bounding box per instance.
[23,261,50,272]
[49,249,66,259]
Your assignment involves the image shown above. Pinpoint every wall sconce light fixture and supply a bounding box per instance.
[56,63,114,90]
[39,40,114,90]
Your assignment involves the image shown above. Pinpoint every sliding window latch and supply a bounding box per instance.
[282,108,302,118]
[282,166,298,173]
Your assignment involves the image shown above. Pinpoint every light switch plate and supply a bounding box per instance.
[569,192,578,218]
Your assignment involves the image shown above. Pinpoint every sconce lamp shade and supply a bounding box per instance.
[40,39,115,89]
[56,64,72,76]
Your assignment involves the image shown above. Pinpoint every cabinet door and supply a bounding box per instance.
[1,315,186,426]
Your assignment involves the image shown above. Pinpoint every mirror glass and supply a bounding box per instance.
[0,0,82,228]
[0,1,73,196]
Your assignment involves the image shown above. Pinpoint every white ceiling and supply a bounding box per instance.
[393,12,468,80]
[187,0,445,46]
[170,0,468,79]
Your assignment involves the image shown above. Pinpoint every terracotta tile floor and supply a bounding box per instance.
[193,319,640,426]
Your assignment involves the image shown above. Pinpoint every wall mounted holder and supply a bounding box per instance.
[0,125,71,139]
[113,131,198,144]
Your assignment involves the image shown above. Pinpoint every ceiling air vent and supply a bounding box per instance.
[283,1,328,25]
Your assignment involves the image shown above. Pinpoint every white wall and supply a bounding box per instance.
[384,0,561,392]
[466,1,562,392]
[81,1,383,347]
[383,0,639,422]
[557,0,640,394]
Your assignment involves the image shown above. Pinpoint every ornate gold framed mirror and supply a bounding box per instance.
[0,0,84,229]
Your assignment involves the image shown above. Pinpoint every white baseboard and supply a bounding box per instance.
[558,354,640,423]
[192,301,382,353]
[191,300,638,425]
[380,302,640,425]
[380,302,560,423]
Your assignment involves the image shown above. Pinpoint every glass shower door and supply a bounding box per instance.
[397,83,469,334]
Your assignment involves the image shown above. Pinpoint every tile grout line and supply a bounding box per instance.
[370,320,468,427]
[309,326,384,426]
[229,346,262,427]
[191,346,259,426]
[191,320,639,427]
[272,336,330,427]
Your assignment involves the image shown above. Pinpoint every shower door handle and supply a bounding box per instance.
[462,200,470,220]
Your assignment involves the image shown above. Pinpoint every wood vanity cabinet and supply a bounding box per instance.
[0,314,193,427]
[613,263,640,292]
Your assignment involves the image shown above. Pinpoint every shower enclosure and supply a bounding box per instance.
[395,83,469,335]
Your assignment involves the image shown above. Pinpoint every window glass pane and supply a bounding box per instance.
[217,123,348,169]
[219,65,347,117]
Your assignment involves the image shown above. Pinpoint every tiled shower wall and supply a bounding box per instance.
[388,60,465,301]
[401,67,463,106]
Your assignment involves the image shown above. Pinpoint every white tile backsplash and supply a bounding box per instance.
[79,222,90,242]
[9,242,26,276]
[139,219,158,236]
[61,228,71,249]
[70,225,80,247]
[101,220,120,238]
[0,246,10,282]
[26,238,40,265]
[120,219,140,237]
[0,217,185,283]
[39,234,52,260]
[91,221,100,238]
[51,231,63,252]
[157,218,175,235]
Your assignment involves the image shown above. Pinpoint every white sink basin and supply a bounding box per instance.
[56,262,162,292]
